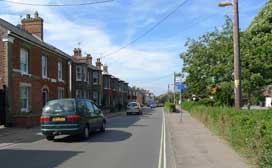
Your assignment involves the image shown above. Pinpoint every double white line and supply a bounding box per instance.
[158,109,166,168]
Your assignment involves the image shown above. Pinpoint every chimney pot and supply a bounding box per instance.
[22,12,43,40]
[34,11,39,18]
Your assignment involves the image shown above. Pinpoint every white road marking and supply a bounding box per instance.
[158,110,164,168]
[163,109,166,168]
[158,109,167,168]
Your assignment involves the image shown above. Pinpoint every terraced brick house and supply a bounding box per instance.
[71,48,99,101]
[102,65,111,111]
[0,12,71,127]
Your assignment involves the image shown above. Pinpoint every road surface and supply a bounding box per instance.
[0,108,164,168]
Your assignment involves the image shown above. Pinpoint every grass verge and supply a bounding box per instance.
[182,102,272,168]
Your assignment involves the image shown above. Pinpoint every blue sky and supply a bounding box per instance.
[0,0,267,95]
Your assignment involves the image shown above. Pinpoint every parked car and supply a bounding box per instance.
[126,102,143,115]
[150,103,157,108]
[40,98,106,141]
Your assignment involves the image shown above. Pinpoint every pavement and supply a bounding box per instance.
[0,108,163,168]
[165,110,250,168]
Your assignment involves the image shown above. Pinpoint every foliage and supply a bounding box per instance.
[198,98,215,106]
[180,0,272,106]
[164,102,176,112]
[182,102,272,168]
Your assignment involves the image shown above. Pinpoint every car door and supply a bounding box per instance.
[92,103,103,128]
[77,99,89,126]
[85,100,97,130]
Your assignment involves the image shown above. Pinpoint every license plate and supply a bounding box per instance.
[52,117,66,122]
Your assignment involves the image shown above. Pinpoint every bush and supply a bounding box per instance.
[164,102,176,112]
[198,98,215,106]
[182,102,272,168]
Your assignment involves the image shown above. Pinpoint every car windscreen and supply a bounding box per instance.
[42,99,76,114]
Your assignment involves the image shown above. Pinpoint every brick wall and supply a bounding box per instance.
[0,27,7,89]
[11,38,69,127]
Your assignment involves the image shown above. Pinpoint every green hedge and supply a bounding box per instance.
[182,102,272,168]
[164,102,176,112]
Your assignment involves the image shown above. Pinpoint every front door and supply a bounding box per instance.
[42,88,49,107]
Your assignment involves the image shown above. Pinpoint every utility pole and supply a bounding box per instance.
[219,0,241,110]
[168,84,170,102]
[233,0,242,110]
[174,72,176,104]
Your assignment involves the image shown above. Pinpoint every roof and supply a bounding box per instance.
[72,57,99,70]
[0,17,71,59]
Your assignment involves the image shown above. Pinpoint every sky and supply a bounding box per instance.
[0,0,268,95]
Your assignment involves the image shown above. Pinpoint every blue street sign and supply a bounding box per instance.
[176,83,186,91]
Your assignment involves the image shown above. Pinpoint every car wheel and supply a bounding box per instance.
[100,121,106,132]
[81,125,90,139]
[46,135,54,141]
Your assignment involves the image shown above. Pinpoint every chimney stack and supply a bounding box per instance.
[21,11,44,40]
[96,58,102,70]
[86,54,92,65]
[103,65,108,73]
[73,48,82,57]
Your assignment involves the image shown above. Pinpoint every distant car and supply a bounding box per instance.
[127,102,143,115]
[40,98,106,141]
[157,103,164,107]
[150,103,157,108]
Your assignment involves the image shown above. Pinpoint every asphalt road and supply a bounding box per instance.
[0,108,163,168]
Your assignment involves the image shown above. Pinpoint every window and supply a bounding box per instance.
[93,72,99,84]
[76,89,82,98]
[41,55,48,78]
[93,91,98,103]
[86,101,95,113]
[58,61,63,80]
[58,87,65,99]
[76,65,82,81]
[20,48,28,74]
[83,67,87,81]
[77,100,87,113]
[20,86,30,112]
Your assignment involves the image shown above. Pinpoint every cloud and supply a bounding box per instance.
[0,0,182,95]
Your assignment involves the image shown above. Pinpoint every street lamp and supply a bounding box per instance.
[219,0,242,110]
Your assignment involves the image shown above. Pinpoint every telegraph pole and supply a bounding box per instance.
[219,0,241,110]
[233,0,242,110]
[174,72,176,104]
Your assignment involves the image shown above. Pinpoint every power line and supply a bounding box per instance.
[0,0,114,6]
[100,0,190,59]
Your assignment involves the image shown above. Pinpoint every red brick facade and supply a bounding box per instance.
[10,38,70,127]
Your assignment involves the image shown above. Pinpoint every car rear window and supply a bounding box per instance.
[128,102,138,107]
[43,99,76,114]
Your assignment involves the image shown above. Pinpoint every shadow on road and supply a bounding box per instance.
[0,149,82,168]
[53,129,132,143]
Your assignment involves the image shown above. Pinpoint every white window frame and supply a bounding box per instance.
[20,48,28,74]
[76,65,82,81]
[41,55,48,78]
[58,61,63,81]
[20,86,30,112]
[93,72,99,85]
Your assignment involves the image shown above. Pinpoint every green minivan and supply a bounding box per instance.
[40,98,106,141]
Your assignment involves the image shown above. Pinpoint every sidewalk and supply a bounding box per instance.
[165,111,249,168]
[0,111,125,149]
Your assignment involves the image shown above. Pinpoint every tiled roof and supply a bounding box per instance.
[0,17,71,59]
